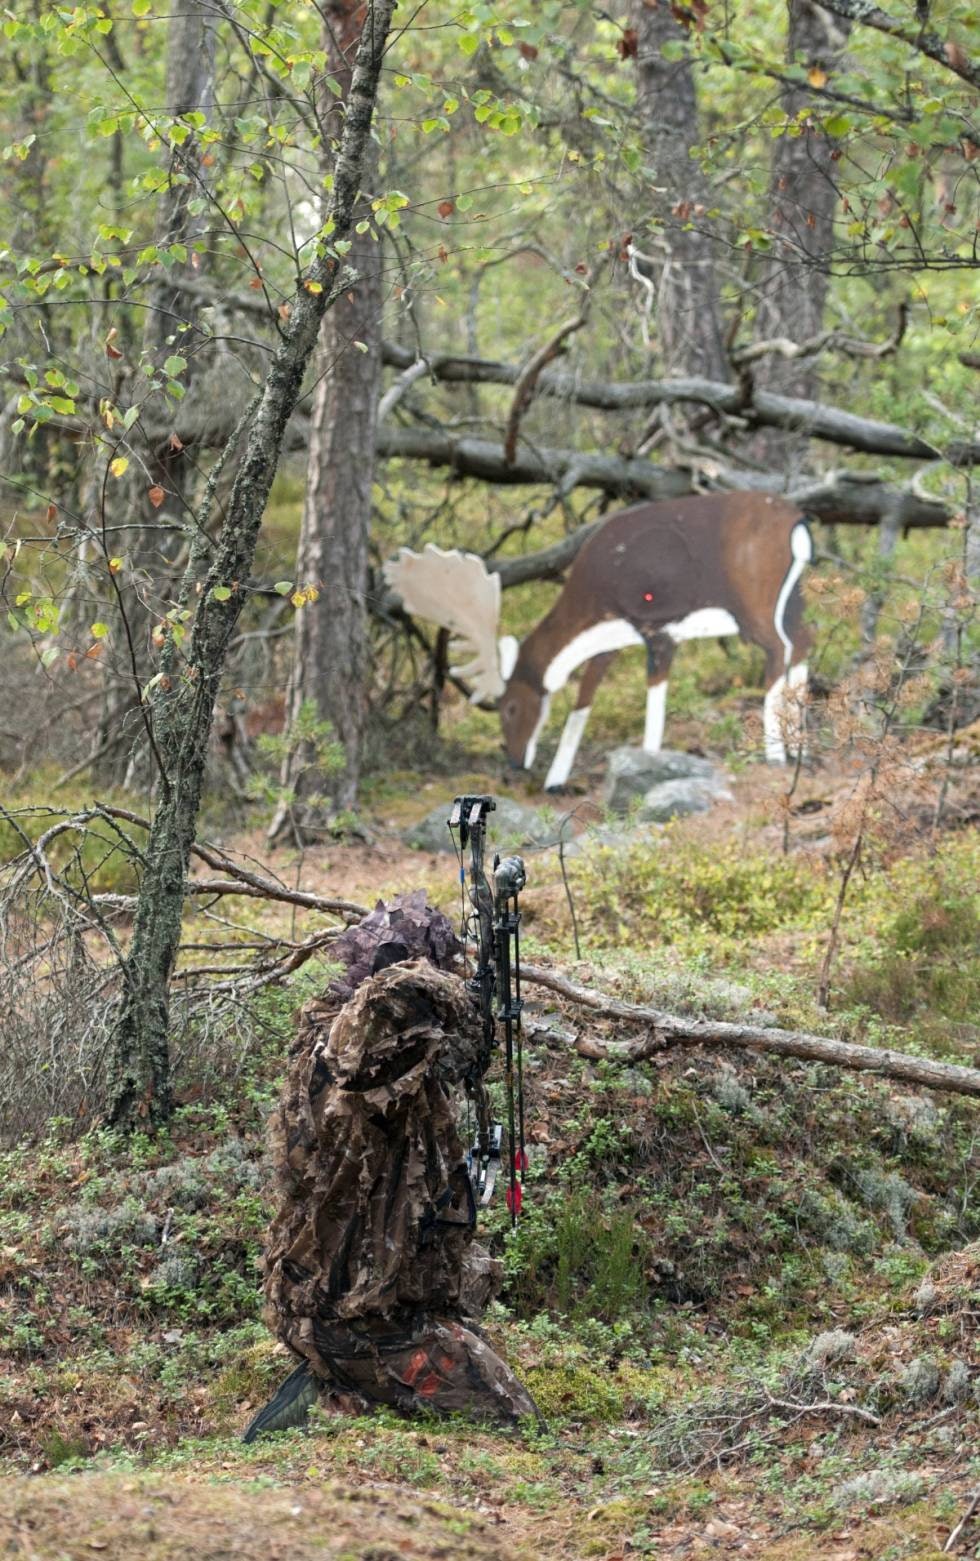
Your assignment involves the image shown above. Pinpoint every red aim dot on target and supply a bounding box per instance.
[643,592,654,602]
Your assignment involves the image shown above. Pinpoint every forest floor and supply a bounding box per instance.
[2,718,979,1560]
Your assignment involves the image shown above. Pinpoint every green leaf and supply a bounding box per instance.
[163,354,187,376]
[274,580,294,595]
[211,584,232,601]
[90,621,110,639]
[458,32,480,56]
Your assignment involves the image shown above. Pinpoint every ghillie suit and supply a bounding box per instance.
[243,894,537,1440]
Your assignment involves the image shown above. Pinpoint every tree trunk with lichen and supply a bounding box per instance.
[94,0,218,788]
[630,0,729,381]
[271,0,384,840]
[105,0,398,1129]
[751,1,851,468]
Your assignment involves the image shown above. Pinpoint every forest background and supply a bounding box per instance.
[0,2,979,1557]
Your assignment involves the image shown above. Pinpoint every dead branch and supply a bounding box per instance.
[381,342,979,465]
[125,339,978,468]
[945,1490,980,1553]
[733,302,908,367]
[376,356,430,426]
[92,804,370,918]
[813,0,980,93]
[762,1391,880,1425]
[376,429,955,532]
[504,306,590,465]
[521,964,980,1101]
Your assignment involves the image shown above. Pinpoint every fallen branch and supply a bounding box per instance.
[382,342,979,465]
[732,304,908,368]
[377,427,955,528]
[945,1489,980,1553]
[762,1391,880,1426]
[124,341,978,470]
[504,307,590,465]
[521,964,980,1101]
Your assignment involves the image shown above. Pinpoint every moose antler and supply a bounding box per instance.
[383,545,507,701]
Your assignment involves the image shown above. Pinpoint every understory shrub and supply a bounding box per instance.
[567,832,831,950]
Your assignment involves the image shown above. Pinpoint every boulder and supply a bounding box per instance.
[603,746,723,814]
[404,795,562,854]
[637,776,732,823]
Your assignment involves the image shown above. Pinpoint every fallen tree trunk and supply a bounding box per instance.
[522,964,980,1102]
[381,343,980,466]
[377,427,954,530]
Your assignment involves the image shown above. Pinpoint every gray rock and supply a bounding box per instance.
[404,795,562,854]
[603,746,727,815]
[561,822,662,858]
[637,777,732,823]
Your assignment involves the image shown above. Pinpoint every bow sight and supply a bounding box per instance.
[448,795,527,1226]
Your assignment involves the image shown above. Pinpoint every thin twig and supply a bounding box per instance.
[945,1490,980,1553]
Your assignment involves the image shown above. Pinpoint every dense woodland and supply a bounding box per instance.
[1,2,978,1557]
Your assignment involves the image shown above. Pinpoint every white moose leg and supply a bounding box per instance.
[763,674,787,763]
[763,663,808,763]
[545,707,591,790]
[642,637,674,754]
[784,661,808,757]
[643,679,668,754]
[544,652,616,791]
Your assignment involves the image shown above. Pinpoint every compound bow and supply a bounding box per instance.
[448,795,528,1226]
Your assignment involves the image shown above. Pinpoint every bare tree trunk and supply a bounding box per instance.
[105,0,397,1129]
[752,1,850,466]
[630,0,729,381]
[94,0,219,789]
[269,1,384,838]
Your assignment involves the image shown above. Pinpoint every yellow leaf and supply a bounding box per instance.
[291,590,307,608]
[304,280,323,294]
[109,456,129,478]
[808,66,828,88]
[90,622,109,639]
[108,557,123,575]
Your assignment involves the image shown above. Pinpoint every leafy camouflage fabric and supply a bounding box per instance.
[262,905,537,1426]
[326,889,462,1004]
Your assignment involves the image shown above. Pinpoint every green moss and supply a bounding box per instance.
[523,1361,625,1423]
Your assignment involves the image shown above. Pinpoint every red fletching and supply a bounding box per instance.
[506,1183,523,1216]
[514,1149,528,1173]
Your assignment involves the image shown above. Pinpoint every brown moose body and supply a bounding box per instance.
[385,492,811,788]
